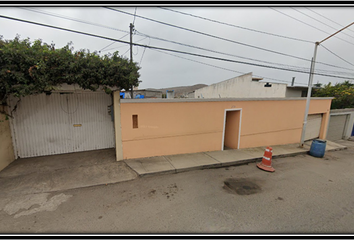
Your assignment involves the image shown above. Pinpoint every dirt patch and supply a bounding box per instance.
[223,178,262,195]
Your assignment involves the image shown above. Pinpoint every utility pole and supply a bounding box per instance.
[299,21,354,147]
[129,23,134,99]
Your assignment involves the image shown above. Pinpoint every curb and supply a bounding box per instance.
[134,146,347,178]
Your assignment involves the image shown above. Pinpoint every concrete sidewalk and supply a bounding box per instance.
[124,140,347,177]
[0,149,137,198]
[0,140,347,198]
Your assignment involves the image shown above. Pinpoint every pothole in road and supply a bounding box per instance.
[223,178,262,195]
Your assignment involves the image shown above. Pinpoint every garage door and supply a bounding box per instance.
[304,114,323,141]
[327,115,347,141]
[9,92,115,158]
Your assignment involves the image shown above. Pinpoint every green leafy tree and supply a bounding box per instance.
[0,35,140,117]
[312,81,354,109]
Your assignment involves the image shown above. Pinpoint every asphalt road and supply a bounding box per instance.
[1,140,354,234]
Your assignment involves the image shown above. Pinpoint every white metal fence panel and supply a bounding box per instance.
[304,114,322,141]
[9,92,114,158]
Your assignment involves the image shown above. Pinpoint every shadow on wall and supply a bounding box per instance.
[0,107,15,171]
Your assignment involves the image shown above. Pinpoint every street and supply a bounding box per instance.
[0,140,354,234]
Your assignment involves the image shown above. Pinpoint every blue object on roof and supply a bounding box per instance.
[135,94,145,99]
[120,92,125,99]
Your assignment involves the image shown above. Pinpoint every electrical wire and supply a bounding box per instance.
[105,7,354,73]
[133,7,137,25]
[19,6,354,73]
[139,36,150,67]
[305,8,354,35]
[19,7,130,34]
[270,7,354,47]
[101,36,149,53]
[121,47,130,56]
[98,33,129,53]
[105,8,321,64]
[320,44,354,68]
[158,7,313,44]
[152,48,308,86]
[291,7,354,40]
[135,30,354,76]
[0,14,353,81]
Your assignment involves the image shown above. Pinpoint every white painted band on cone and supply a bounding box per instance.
[263,156,271,160]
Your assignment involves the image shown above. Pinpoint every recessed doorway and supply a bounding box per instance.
[222,109,242,150]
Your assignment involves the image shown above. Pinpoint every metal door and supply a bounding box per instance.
[304,114,323,141]
[9,92,114,158]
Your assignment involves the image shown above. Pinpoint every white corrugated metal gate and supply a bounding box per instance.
[327,114,348,141]
[9,92,115,158]
[304,114,323,141]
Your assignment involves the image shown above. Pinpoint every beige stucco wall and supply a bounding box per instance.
[118,98,332,159]
[195,73,288,98]
[0,106,15,171]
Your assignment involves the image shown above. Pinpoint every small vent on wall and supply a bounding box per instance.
[132,115,138,129]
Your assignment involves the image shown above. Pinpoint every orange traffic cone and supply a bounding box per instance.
[257,147,275,172]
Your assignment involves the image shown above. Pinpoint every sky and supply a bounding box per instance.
[0,4,354,89]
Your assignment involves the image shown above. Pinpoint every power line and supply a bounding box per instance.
[105,8,321,65]
[291,7,354,40]
[139,36,150,67]
[101,36,149,53]
[121,47,130,56]
[0,14,353,81]
[19,6,354,73]
[152,48,307,86]
[305,8,354,35]
[98,33,129,53]
[133,7,137,25]
[135,30,354,76]
[270,7,354,47]
[320,44,354,68]
[19,7,130,34]
[106,7,354,73]
[158,7,313,44]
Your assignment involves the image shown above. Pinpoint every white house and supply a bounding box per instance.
[194,72,288,98]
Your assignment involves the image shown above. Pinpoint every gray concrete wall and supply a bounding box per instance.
[134,90,162,98]
[285,88,303,97]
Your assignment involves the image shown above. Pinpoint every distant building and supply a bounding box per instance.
[194,73,319,98]
[133,89,162,98]
[120,89,162,99]
[194,72,288,98]
[166,90,175,99]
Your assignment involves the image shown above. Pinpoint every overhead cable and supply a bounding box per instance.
[20,6,354,72]
[104,8,320,64]
[135,30,354,76]
[270,7,354,47]
[152,48,308,86]
[320,44,354,68]
[106,7,354,72]
[158,7,313,43]
[305,8,354,35]
[291,7,354,40]
[0,14,353,81]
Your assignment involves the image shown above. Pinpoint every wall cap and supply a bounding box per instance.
[121,97,334,103]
